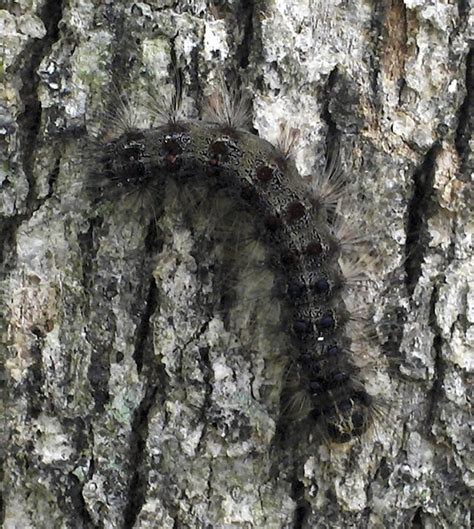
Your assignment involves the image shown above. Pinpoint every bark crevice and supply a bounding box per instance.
[404,144,441,298]
[454,47,472,179]
[15,0,64,209]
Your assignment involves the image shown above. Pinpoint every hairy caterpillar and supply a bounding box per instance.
[87,76,379,445]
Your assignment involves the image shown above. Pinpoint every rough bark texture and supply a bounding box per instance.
[1,1,472,528]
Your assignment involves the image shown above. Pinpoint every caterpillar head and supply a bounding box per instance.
[95,130,154,196]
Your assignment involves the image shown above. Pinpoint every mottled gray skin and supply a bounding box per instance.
[97,120,371,443]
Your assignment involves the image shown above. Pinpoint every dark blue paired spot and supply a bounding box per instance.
[293,319,312,335]
[322,404,335,416]
[309,380,324,395]
[312,278,330,295]
[352,411,365,429]
[287,282,306,298]
[299,353,320,376]
[354,390,372,406]
[330,371,349,386]
[317,312,335,330]
[337,399,353,412]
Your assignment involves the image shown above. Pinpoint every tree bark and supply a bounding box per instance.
[1,1,472,528]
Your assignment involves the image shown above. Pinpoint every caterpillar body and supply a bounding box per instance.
[89,84,377,445]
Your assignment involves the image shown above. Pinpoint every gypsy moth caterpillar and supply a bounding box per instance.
[87,73,383,445]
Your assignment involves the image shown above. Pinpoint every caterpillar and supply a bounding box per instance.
[87,75,379,445]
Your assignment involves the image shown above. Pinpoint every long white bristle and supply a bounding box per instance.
[203,75,251,129]
[148,67,184,125]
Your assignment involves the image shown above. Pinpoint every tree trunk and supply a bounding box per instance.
[1,1,471,528]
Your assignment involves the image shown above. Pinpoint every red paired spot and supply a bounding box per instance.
[280,250,298,267]
[286,201,305,222]
[210,141,228,155]
[163,139,182,165]
[206,166,221,177]
[208,140,229,167]
[240,184,255,201]
[264,215,283,231]
[305,240,323,256]
[256,165,274,183]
